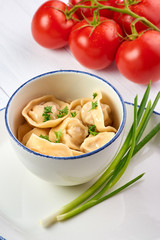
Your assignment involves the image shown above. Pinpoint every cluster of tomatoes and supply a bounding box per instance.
[31,0,160,84]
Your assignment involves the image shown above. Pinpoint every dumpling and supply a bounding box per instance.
[69,93,100,122]
[49,118,88,151]
[22,95,70,128]
[21,128,50,145]
[72,149,84,156]
[18,121,33,142]
[26,133,74,157]
[18,91,118,157]
[81,102,113,126]
[70,97,91,112]
[81,91,116,132]
[80,132,116,153]
[28,101,59,123]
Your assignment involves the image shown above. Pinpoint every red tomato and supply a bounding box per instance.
[31,0,78,49]
[113,0,160,34]
[69,17,123,70]
[69,0,117,20]
[116,30,160,84]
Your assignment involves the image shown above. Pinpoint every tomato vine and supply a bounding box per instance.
[67,0,160,32]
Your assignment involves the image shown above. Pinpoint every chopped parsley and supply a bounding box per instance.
[57,106,69,118]
[71,111,77,118]
[42,106,53,122]
[88,125,99,136]
[89,101,98,111]
[93,92,97,99]
[54,130,63,143]
[39,134,51,142]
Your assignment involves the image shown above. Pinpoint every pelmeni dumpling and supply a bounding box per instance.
[26,133,75,157]
[80,132,115,153]
[70,97,91,112]
[18,121,33,142]
[18,91,118,157]
[22,95,70,128]
[49,118,88,151]
[81,91,116,132]
[21,128,50,145]
[72,149,84,156]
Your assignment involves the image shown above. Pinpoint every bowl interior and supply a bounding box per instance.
[6,70,125,147]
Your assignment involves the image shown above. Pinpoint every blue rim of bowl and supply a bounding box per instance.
[5,70,126,160]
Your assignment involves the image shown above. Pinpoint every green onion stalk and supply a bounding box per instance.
[40,82,160,227]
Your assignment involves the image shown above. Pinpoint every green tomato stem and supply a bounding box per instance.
[67,1,160,32]
[98,5,160,31]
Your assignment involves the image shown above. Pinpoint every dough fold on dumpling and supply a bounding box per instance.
[22,95,70,128]
[72,149,84,156]
[49,118,88,151]
[80,132,115,153]
[70,97,92,112]
[18,121,33,142]
[26,133,74,157]
[81,91,116,132]
[21,128,50,145]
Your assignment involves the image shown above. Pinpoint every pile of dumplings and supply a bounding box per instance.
[18,91,117,157]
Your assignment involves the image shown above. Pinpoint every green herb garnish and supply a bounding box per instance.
[57,106,69,118]
[93,92,97,99]
[42,106,53,122]
[89,101,98,111]
[40,82,160,227]
[88,125,99,136]
[54,130,63,143]
[71,111,77,118]
[39,134,51,142]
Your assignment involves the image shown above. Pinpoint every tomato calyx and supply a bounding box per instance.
[127,0,141,7]
[45,5,79,21]
[76,11,108,36]
[67,0,98,19]
[122,0,142,9]
[64,6,80,21]
[124,17,147,40]
[89,10,102,26]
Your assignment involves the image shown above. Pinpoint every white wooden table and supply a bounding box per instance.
[0,0,160,112]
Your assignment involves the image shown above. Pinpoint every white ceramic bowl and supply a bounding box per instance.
[5,70,126,186]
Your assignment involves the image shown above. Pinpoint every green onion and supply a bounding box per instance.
[42,106,53,122]
[71,111,77,118]
[57,106,69,118]
[39,134,51,142]
[136,91,160,143]
[57,173,145,222]
[54,130,63,143]
[93,95,138,199]
[89,101,98,111]
[39,83,160,227]
[88,125,99,136]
